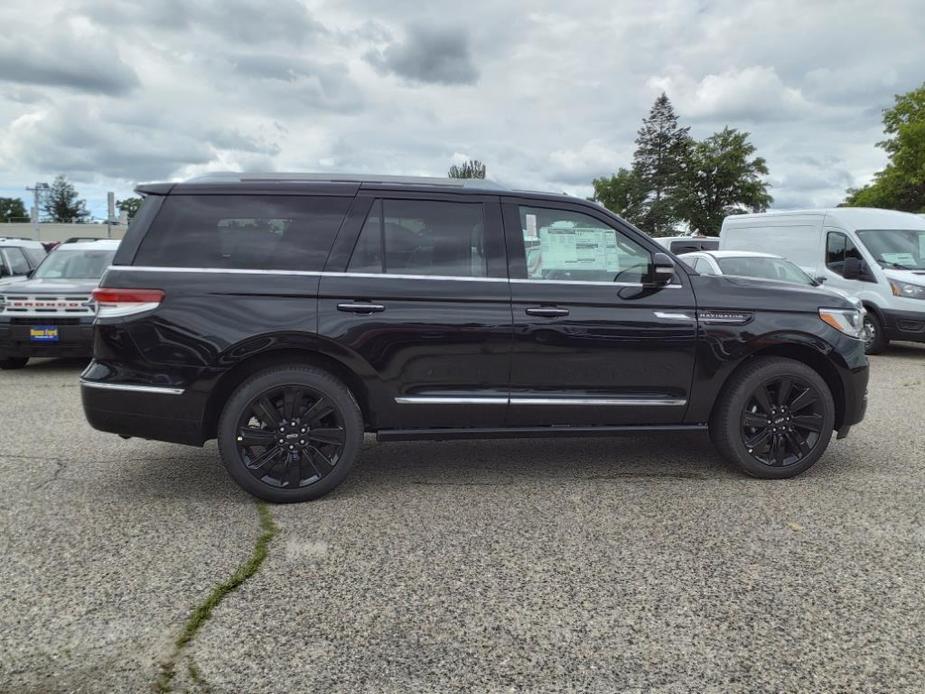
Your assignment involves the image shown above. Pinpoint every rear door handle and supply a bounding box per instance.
[337,302,386,314]
[525,307,569,317]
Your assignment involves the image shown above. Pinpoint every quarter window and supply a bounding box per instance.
[825,231,862,276]
[135,195,351,271]
[518,206,650,283]
[348,199,488,277]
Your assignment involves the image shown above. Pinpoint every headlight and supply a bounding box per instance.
[819,307,863,338]
[889,279,925,300]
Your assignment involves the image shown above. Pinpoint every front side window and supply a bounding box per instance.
[825,232,862,276]
[34,250,117,280]
[519,206,650,283]
[348,199,488,277]
[135,195,351,271]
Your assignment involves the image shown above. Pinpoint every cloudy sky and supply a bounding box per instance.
[0,0,922,219]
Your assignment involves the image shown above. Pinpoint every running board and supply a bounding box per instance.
[376,424,708,442]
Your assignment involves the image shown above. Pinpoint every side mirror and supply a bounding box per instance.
[647,252,675,285]
[842,257,861,280]
[814,275,827,284]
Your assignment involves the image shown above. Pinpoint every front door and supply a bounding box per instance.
[501,199,697,426]
[318,193,512,429]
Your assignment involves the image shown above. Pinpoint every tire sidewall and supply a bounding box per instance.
[719,360,835,479]
[217,367,363,503]
[863,311,887,355]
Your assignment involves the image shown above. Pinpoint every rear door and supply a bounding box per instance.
[318,192,511,429]
[501,198,697,426]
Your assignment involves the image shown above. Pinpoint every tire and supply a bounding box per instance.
[0,357,28,370]
[217,366,364,503]
[710,357,835,479]
[862,311,888,355]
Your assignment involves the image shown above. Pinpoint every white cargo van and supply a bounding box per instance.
[720,208,925,353]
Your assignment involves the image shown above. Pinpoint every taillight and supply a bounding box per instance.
[92,288,165,318]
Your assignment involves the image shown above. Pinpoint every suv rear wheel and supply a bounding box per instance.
[710,357,835,479]
[217,366,363,502]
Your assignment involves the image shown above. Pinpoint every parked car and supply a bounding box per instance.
[720,208,925,353]
[654,235,720,255]
[81,173,868,502]
[0,237,47,286]
[679,250,870,346]
[0,239,120,369]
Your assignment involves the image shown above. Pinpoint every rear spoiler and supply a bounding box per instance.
[134,183,174,196]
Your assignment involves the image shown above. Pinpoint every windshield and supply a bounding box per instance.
[717,256,815,286]
[33,249,116,280]
[856,228,925,270]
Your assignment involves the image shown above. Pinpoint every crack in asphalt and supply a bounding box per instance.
[155,502,278,693]
[35,459,67,490]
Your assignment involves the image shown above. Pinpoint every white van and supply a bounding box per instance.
[720,208,925,353]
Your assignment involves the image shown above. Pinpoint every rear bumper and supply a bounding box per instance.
[80,360,208,446]
[881,307,925,342]
[0,322,94,359]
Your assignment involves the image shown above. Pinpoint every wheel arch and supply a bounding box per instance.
[202,345,380,439]
[709,342,847,430]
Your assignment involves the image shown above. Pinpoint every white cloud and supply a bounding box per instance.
[0,0,922,217]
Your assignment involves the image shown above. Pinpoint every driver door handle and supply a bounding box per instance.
[525,306,569,317]
[338,302,386,313]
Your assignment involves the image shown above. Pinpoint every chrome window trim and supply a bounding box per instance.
[510,278,684,288]
[111,265,685,288]
[80,379,185,395]
[397,396,686,407]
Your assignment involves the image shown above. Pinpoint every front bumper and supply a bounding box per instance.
[881,307,925,342]
[0,320,94,359]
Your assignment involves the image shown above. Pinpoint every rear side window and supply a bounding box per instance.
[348,199,488,277]
[135,195,350,271]
[3,248,30,275]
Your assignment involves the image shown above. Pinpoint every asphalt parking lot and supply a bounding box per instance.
[2,347,924,693]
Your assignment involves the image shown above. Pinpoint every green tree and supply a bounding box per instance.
[116,196,143,221]
[590,168,647,226]
[843,83,925,212]
[674,127,773,235]
[632,93,691,236]
[448,160,486,179]
[42,175,89,223]
[0,197,28,223]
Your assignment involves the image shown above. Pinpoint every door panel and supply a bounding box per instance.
[502,199,697,426]
[318,194,512,429]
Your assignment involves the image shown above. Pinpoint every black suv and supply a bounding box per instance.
[81,174,869,502]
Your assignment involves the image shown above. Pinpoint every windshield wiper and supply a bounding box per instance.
[875,257,917,270]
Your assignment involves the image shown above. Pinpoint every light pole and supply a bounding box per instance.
[25,182,49,242]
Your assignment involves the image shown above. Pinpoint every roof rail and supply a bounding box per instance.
[184,171,511,191]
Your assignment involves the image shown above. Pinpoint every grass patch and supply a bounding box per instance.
[155,502,278,692]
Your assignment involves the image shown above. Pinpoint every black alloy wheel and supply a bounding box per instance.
[740,376,824,467]
[218,366,363,502]
[711,357,835,479]
[236,385,346,489]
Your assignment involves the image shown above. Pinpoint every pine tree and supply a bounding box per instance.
[42,175,90,223]
[448,160,486,179]
[632,93,691,236]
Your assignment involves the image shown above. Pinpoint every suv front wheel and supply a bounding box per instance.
[711,357,835,478]
[217,366,364,502]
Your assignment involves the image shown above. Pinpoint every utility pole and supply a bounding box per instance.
[107,192,115,239]
[25,182,49,242]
